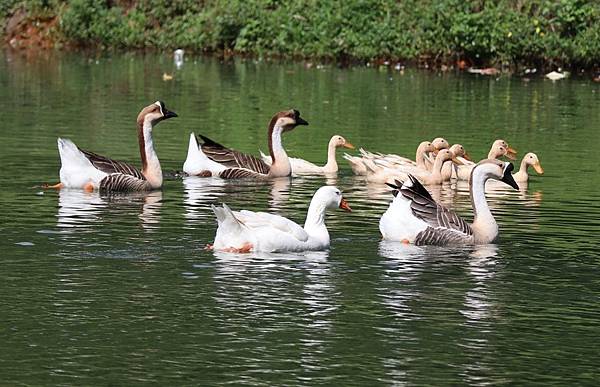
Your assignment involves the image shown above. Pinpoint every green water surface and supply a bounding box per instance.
[1,50,599,385]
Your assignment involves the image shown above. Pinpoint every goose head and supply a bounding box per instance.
[272,109,309,132]
[137,101,178,127]
[431,137,449,154]
[473,159,519,189]
[329,135,354,149]
[449,143,471,161]
[492,139,517,160]
[313,186,352,212]
[523,152,544,174]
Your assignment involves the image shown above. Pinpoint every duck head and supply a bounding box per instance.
[492,139,517,160]
[450,143,471,161]
[330,135,354,149]
[432,137,449,154]
[524,152,544,174]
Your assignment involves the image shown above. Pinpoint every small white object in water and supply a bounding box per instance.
[15,241,35,246]
[174,49,184,69]
[546,71,567,81]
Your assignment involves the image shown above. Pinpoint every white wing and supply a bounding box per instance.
[235,210,309,242]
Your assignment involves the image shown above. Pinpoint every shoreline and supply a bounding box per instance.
[3,2,600,77]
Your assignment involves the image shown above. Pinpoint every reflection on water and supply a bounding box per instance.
[57,189,163,231]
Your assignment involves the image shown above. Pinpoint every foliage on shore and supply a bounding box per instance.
[3,0,600,69]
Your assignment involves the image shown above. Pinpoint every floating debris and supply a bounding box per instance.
[162,72,173,81]
[546,71,567,81]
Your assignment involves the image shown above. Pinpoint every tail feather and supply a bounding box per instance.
[57,138,91,167]
[212,203,244,231]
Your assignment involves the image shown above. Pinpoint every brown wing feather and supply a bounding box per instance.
[198,135,270,175]
[79,148,145,180]
[218,168,268,180]
[99,173,152,192]
[401,175,472,237]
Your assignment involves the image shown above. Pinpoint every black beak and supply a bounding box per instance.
[293,109,308,126]
[501,163,519,190]
[163,108,178,119]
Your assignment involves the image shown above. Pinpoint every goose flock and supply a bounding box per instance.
[45,101,544,253]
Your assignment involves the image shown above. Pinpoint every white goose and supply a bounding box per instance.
[260,135,354,174]
[512,152,544,183]
[209,186,352,253]
[379,159,519,245]
[455,139,517,180]
[45,101,177,192]
[183,109,308,179]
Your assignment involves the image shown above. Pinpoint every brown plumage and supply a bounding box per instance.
[391,176,473,245]
[78,148,145,180]
[198,135,270,175]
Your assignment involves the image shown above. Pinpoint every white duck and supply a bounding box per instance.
[455,139,517,180]
[260,135,354,174]
[364,148,462,185]
[344,137,448,175]
[183,109,308,179]
[441,144,471,181]
[512,152,544,183]
[45,101,177,192]
[379,159,519,245]
[209,186,352,253]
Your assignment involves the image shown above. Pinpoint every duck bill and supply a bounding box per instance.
[451,157,463,166]
[533,162,544,174]
[343,142,355,149]
[339,198,352,212]
[462,152,472,161]
[501,163,519,190]
[506,147,517,160]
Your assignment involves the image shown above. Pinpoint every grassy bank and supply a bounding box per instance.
[3,0,600,70]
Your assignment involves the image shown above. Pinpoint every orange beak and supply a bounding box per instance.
[506,146,517,160]
[339,198,352,212]
[451,157,463,166]
[343,142,355,149]
[533,162,544,174]
[462,152,472,161]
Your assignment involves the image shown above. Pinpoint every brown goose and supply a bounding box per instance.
[46,101,177,192]
[183,109,308,179]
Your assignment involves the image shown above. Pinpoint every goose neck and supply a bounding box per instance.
[304,198,330,243]
[469,168,497,243]
[138,119,162,188]
[268,125,291,176]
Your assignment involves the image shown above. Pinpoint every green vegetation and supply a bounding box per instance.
[3,0,600,69]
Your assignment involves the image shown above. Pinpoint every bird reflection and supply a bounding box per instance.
[182,176,226,221]
[56,189,163,231]
[57,189,106,229]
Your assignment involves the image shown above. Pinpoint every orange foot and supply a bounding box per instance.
[41,182,64,189]
[204,244,214,250]
[83,182,95,193]
[221,242,253,253]
[401,239,410,245]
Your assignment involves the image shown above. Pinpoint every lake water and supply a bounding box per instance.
[1,50,599,385]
